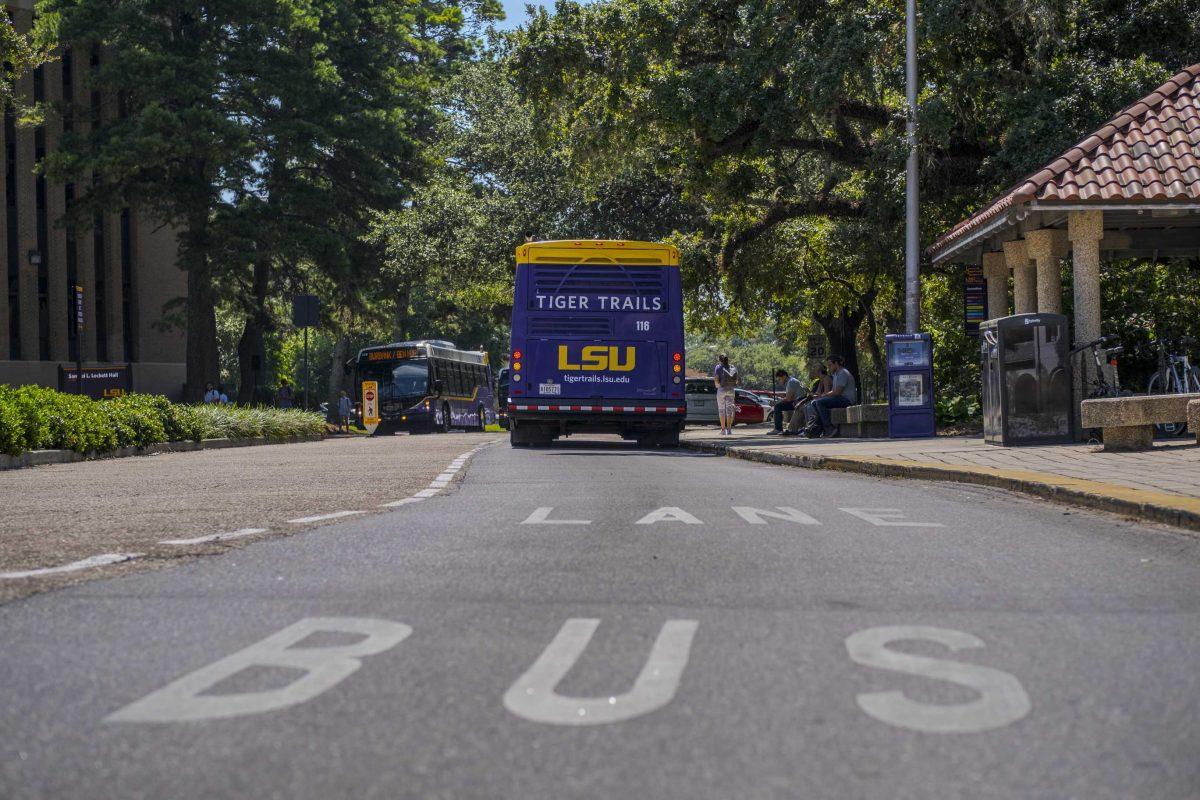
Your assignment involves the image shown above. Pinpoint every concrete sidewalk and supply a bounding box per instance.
[683,426,1200,532]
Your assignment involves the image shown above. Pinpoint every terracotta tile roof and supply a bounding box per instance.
[929,63,1200,258]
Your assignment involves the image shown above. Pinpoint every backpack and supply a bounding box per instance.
[717,364,738,389]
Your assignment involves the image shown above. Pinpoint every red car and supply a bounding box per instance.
[734,389,768,424]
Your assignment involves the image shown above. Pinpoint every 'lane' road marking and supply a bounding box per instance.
[159,528,269,546]
[839,508,945,527]
[521,507,592,525]
[288,511,366,524]
[0,553,142,580]
[635,507,704,525]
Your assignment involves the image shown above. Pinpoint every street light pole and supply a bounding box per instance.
[904,0,920,333]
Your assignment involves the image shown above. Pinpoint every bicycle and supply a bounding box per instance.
[1146,336,1200,435]
[1069,335,1127,399]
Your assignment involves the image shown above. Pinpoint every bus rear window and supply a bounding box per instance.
[527,263,668,312]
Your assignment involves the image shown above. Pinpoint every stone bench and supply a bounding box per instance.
[1190,399,1200,444]
[831,403,888,438]
[1080,393,1199,451]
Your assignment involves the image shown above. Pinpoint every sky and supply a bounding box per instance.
[494,0,551,30]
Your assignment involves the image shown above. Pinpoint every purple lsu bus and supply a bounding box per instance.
[507,240,686,447]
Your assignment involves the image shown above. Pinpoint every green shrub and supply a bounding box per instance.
[0,386,324,457]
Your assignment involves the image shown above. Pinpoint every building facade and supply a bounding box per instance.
[2,0,186,398]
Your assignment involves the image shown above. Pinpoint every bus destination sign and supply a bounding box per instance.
[367,347,420,362]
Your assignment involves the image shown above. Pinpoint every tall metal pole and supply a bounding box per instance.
[303,326,310,411]
[904,0,920,333]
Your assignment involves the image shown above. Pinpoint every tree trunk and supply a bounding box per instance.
[236,259,272,404]
[394,283,411,341]
[185,263,219,402]
[326,332,350,422]
[863,303,884,403]
[814,307,862,382]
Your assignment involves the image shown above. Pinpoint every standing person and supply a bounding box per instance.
[276,378,294,409]
[713,353,740,435]
[203,382,220,404]
[767,369,806,434]
[338,390,353,432]
[810,354,857,437]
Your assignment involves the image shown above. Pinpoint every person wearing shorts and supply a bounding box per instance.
[713,353,740,435]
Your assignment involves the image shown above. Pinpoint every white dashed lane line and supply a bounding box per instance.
[160,528,269,546]
[0,553,142,580]
[378,444,491,509]
[288,510,367,525]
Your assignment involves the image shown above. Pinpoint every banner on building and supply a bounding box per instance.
[964,264,987,336]
[58,365,133,399]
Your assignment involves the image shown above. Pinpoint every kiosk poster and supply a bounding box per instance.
[58,365,132,399]
[964,266,984,335]
[964,264,986,335]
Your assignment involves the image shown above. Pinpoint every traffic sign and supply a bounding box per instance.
[362,381,380,427]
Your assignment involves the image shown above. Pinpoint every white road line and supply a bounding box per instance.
[288,511,366,525]
[159,528,269,546]
[380,497,426,508]
[0,553,142,580]
[521,507,592,525]
[380,440,496,509]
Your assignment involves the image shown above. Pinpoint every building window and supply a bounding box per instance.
[94,214,106,362]
[121,208,134,361]
[4,105,18,360]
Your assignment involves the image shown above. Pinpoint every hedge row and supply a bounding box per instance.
[0,385,326,457]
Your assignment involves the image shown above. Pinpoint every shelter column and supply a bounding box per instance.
[1068,210,1104,352]
[981,251,1008,320]
[1024,229,1067,314]
[1002,240,1036,314]
[72,47,97,362]
[0,64,8,359]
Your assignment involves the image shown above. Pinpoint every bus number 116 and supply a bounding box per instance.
[636,320,650,332]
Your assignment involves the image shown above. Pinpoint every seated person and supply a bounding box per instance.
[809,354,857,437]
[782,365,831,435]
[768,369,806,434]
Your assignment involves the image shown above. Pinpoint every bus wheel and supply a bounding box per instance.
[510,422,531,447]
[440,403,453,433]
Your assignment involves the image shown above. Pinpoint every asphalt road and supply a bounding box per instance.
[1,437,1198,799]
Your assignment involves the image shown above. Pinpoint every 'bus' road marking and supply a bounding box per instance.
[839,508,946,527]
[845,625,1031,733]
[521,507,591,525]
[288,511,366,525]
[503,618,699,726]
[159,528,269,546]
[0,553,141,580]
[108,617,411,723]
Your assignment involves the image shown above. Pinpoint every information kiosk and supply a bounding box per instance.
[885,333,936,438]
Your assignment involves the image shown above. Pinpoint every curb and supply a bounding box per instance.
[0,433,326,471]
[683,439,1200,534]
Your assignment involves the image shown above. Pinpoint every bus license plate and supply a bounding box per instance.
[539,382,561,395]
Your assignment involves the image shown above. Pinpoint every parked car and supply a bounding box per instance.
[685,377,719,424]
[734,389,768,424]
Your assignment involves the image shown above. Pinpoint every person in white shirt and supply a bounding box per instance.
[713,354,740,435]
[203,382,220,404]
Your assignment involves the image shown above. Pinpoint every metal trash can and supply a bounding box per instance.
[981,313,1073,446]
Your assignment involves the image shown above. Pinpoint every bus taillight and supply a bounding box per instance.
[512,350,522,361]
[673,352,681,362]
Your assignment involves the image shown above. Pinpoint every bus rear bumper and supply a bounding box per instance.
[508,403,685,438]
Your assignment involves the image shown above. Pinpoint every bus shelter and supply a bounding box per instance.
[927,63,1200,430]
